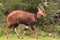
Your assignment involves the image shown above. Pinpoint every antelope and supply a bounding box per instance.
[5,4,47,39]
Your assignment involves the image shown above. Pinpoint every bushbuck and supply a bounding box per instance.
[5,4,47,39]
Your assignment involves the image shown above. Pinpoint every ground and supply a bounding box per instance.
[0,36,60,40]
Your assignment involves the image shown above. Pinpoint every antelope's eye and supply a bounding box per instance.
[43,10,45,13]
[42,10,44,12]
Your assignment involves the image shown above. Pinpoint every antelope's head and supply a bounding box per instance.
[37,4,47,17]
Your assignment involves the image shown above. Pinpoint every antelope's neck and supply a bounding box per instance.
[35,12,41,20]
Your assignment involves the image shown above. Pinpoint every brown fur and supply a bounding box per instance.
[7,11,36,25]
[6,7,46,39]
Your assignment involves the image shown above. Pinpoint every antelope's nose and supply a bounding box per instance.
[44,14,47,17]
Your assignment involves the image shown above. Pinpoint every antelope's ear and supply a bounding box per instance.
[37,7,40,10]
[38,7,43,11]
[38,3,45,10]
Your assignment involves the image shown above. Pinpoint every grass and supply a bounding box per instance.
[0,36,60,40]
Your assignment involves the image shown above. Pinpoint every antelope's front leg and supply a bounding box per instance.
[22,26,28,39]
[30,26,38,39]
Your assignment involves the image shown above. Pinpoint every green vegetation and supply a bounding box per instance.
[0,36,60,40]
[0,0,60,39]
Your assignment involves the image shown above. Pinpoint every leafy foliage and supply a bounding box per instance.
[0,0,60,37]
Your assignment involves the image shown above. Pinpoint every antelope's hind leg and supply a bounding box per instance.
[5,24,13,39]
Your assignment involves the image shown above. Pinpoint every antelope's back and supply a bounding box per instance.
[7,10,36,24]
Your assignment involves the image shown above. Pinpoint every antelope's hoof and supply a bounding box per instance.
[18,36,20,39]
[6,36,8,39]
[22,37,24,39]
[18,37,20,39]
